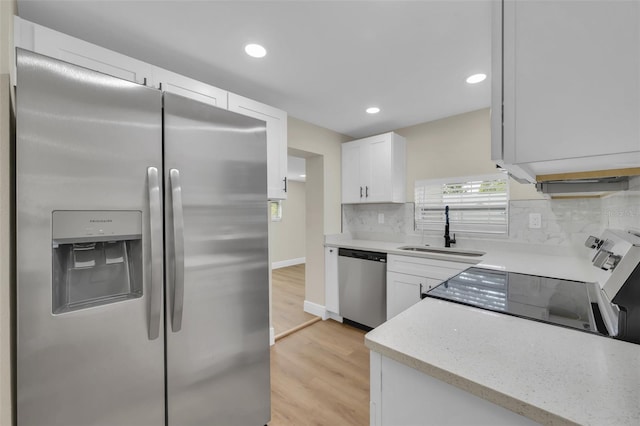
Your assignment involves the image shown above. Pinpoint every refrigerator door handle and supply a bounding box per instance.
[147,166,163,340]
[169,168,185,332]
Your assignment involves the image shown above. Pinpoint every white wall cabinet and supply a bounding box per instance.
[341,132,406,204]
[386,254,472,320]
[324,246,339,315]
[228,93,288,200]
[14,17,288,201]
[492,0,640,182]
[14,16,154,86]
[154,68,228,108]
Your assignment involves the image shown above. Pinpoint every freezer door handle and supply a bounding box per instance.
[169,168,185,332]
[147,166,163,340]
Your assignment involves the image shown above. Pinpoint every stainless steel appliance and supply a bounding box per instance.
[422,229,640,344]
[338,248,387,329]
[16,49,270,425]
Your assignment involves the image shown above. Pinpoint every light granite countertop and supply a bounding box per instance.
[325,234,597,282]
[365,298,640,425]
[326,234,640,424]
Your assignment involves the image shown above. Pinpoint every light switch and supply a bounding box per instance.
[529,213,542,229]
[378,213,384,224]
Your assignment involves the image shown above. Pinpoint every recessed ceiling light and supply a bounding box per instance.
[466,73,487,84]
[366,107,380,114]
[245,43,267,58]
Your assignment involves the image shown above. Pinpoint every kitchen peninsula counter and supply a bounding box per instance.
[365,296,640,425]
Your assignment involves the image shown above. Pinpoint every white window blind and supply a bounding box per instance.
[415,173,509,235]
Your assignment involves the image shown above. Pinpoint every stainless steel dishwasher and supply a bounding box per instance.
[338,248,387,330]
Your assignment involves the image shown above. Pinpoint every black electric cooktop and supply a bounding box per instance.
[422,267,607,335]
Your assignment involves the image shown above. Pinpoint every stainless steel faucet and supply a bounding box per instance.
[444,206,456,248]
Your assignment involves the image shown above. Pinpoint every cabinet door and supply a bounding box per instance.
[228,93,288,200]
[503,1,640,165]
[156,68,228,108]
[341,142,363,203]
[366,135,392,202]
[27,20,153,86]
[386,272,423,320]
[341,132,405,204]
[325,247,339,314]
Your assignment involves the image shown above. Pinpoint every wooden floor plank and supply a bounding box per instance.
[270,320,369,425]
[272,264,317,335]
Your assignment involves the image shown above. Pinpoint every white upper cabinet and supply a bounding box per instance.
[492,1,640,182]
[341,132,406,204]
[154,68,228,109]
[228,93,288,200]
[14,17,288,199]
[14,17,153,86]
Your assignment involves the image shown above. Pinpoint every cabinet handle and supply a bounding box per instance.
[419,283,423,298]
[330,249,333,253]
[360,186,363,198]
[283,176,287,193]
[366,186,369,198]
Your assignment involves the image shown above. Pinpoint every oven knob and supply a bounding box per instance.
[585,235,603,249]
[603,254,622,271]
[593,249,622,271]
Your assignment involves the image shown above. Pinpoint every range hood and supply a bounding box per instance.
[533,168,640,197]
[536,176,629,196]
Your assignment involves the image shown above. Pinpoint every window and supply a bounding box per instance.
[414,172,509,235]
[270,200,282,222]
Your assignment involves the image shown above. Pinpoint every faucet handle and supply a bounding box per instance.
[451,233,456,245]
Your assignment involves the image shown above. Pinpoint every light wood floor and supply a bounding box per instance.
[272,264,317,336]
[270,319,370,425]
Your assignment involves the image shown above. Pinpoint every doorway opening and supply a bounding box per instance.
[270,151,323,340]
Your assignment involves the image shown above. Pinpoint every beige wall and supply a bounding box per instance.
[0,1,16,425]
[288,117,349,305]
[269,180,306,264]
[396,108,542,201]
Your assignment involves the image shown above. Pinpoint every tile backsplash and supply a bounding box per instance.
[342,177,640,247]
[342,203,414,242]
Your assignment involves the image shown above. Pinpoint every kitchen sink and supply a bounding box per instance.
[396,246,485,257]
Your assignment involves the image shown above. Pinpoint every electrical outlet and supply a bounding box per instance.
[529,213,542,229]
[378,213,384,224]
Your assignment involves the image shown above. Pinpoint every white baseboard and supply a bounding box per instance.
[269,326,275,346]
[272,257,306,269]
[327,312,343,323]
[303,300,328,320]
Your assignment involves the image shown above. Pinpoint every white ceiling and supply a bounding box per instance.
[17,0,492,139]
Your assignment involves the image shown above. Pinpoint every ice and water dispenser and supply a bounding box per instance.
[52,211,143,314]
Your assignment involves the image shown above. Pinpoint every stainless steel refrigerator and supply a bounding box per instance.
[16,49,271,426]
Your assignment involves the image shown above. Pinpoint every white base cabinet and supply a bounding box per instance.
[342,132,406,204]
[492,0,640,182]
[324,246,339,315]
[386,272,423,320]
[386,254,471,320]
[370,352,539,426]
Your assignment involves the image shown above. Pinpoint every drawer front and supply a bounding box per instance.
[387,254,469,280]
